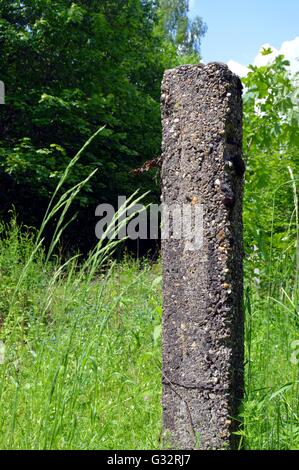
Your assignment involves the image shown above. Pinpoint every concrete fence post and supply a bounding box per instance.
[161,63,244,450]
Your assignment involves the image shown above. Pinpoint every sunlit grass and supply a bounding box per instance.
[0,213,298,449]
[0,233,162,449]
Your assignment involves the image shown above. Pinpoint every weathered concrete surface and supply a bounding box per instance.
[161,63,244,450]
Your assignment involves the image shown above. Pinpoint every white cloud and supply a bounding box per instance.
[228,37,299,77]
[227,60,249,78]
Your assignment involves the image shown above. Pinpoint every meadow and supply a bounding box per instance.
[0,171,298,449]
[0,218,163,449]
[0,2,298,448]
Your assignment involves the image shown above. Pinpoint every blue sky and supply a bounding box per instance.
[189,0,299,65]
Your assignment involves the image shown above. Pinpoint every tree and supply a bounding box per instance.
[0,1,159,246]
[156,0,207,61]
[0,0,208,251]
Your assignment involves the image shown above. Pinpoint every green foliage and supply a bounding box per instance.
[243,51,299,278]
[0,1,157,197]
[0,0,206,241]
[156,0,207,62]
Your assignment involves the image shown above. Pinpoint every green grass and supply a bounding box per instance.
[0,130,164,450]
[241,246,299,448]
[0,221,162,449]
[240,172,299,449]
